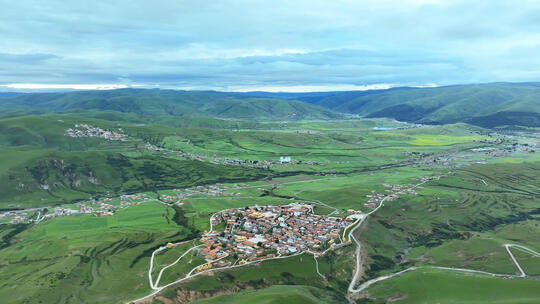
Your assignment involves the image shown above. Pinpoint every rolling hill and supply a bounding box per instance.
[0,149,271,210]
[1,83,539,127]
[0,89,342,121]
[309,83,540,127]
[242,83,540,127]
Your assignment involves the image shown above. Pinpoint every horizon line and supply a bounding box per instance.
[0,81,538,94]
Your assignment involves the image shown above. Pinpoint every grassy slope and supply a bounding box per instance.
[151,160,540,304]
[365,268,540,304]
[0,114,276,209]
[191,285,334,304]
[315,83,540,127]
[356,161,540,279]
[0,114,133,150]
[0,201,194,304]
[0,118,538,303]
[0,89,343,121]
[0,151,271,209]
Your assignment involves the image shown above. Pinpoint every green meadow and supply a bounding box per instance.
[0,112,538,303]
[191,285,336,304]
[365,267,540,304]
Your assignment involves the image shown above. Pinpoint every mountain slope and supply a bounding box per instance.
[311,83,540,127]
[0,89,342,121]
[0,150,271,209]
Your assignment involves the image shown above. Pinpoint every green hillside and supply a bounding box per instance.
[314,83,540,127]
[191,285,338,304]
[0,150,270,209]
[0,89,342,121]
[0,115,130,150]
[3,83,538,127]
[365,268,540,304]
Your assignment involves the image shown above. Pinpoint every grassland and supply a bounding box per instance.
[0,149,271,209]
[0,113,538,304]
[191,285,337,304]
[0,201,197,304]
[148,161,539,304]
[364,267,540,303]
[355,161,539,279]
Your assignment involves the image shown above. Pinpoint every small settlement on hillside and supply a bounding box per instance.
[65,124,128,141]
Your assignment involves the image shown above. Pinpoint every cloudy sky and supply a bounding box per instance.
[1,0,540,92]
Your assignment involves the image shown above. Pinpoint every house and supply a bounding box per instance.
[279,156,291,164]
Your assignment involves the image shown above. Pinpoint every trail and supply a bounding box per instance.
[293,189,339,215]
[152,245,203,289]
[148,246,167,290]
[132,251,304,303]
[33,211,45,224]
[504,243,540,277]
[348,253,540,293]
[348,178,432,293]
[148,214,220,290]
[348,244,539,295]
[346,175,540,295]
[313,255,326,280]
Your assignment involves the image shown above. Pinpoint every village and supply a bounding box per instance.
[158,183,250,202]
[1,179,263,224]
[364,175,444,209]
[146,143,325,169]
[196,203,359,268]
[0,192,153,224]
[65,124,128,141]
[403,137,537,169]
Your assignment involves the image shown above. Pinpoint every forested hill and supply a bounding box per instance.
[0,89,343,121]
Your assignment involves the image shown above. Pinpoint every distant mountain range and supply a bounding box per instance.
[0,89,343,121]
[242,83,540,127]
[1,82,539,127]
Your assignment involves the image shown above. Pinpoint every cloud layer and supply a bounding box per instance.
[1,0,540,91]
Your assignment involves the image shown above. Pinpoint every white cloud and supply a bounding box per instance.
[177,83,397,93]
[408,83,439,88]
[1,1,539,89]
[0,83,144,90]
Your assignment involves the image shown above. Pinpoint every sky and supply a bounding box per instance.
[1,0,540,92]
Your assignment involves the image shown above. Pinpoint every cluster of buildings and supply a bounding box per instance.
[415,155,454,167]
[405,151,476,168]
[403,135,537,169]
[363,176,441,208]
[0,210,28,224]
[145,143,325,169]
[184,153,324,169]
[199,203,353,263]
[119,193,152,205]
[373,124,423,131]
[1,192,154,224]
[65,124,128,141]
[93,194,151,216]
[159,183,248,202]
